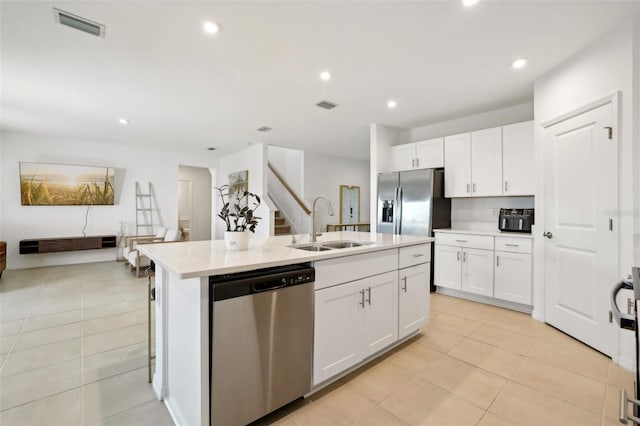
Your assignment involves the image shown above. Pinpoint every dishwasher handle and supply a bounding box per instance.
[253,279,288,292]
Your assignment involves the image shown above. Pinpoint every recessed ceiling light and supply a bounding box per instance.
[512,58,528,69]
[462,0,479,6]
[118,118,129,125]
[319,71,332,81]
[207,147,216,151]
[203,21,220,35]
[387,100,397,109]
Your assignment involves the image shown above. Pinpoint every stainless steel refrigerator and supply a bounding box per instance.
[377,169,451,289]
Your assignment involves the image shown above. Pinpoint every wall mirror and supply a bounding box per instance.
[339,185,360,225]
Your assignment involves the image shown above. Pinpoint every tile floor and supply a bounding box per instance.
[0,261,635,426]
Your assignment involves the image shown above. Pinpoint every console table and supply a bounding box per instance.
[19,235,117,255]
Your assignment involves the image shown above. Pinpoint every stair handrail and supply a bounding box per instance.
[267,163,311,215]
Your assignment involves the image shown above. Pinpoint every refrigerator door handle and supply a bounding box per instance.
[397,186,403,235]
[392,186,399,234]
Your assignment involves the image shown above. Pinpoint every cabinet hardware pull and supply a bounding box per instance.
[496,255,500,267]
[473,183,477,193]
[366,287,371,305]
[466,183,470,193]
[412,253,424,258]
[504,181,508,192]
[505,243,519,247]
[359,290,365,308]
[457,251,460,261]
[402,277,407,292]
[455,239,467,243]
[412,159,415,168]
[416,158,420,167]
[463,252,467,262]
[610,218,614,231]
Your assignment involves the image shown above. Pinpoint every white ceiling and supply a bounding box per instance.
[2,1,639,159]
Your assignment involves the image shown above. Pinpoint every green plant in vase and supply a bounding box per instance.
[215,185,262,250]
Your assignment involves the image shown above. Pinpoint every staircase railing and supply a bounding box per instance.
[267,163,310,235]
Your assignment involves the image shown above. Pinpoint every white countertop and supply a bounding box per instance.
[434,228,534,239]
[137,231,434,279]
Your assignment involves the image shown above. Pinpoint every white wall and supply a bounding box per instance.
[303,151,370,234]
[216,143,272,239]
[1,130,219,270]
[369,124,403,233]
[634,18,640,267]
[178,165,212,242]
[451,197,534,231]
[403,102,534,144]
[267,145,304,196]
[534,20,636,369]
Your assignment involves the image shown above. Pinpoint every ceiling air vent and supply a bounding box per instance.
[316,100,338,110]
[257,126,272,132]
[53,8,105,38]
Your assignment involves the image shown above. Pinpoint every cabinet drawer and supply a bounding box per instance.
[399,244,431,269]
[434,233,493,250]
[315,249,399,290]
[495,237,532,254]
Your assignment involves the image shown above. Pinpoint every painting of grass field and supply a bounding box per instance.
[20,162,115,206]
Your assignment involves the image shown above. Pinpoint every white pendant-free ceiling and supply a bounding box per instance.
[1,1,638,159]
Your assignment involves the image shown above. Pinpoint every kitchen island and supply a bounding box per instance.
[138,231,433,426]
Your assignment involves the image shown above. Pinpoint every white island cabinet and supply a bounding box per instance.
[136,231,433,426]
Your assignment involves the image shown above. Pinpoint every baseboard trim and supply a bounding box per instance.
[436,287,533,314]
[164,396,186,426]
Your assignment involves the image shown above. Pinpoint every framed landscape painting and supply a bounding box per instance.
[20,162,115,206]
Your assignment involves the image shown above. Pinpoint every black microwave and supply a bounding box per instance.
[499,208,534,233]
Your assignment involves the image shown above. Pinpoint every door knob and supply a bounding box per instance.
[543,231,553,239]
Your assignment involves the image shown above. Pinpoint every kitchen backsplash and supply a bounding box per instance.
[450,196,534,231]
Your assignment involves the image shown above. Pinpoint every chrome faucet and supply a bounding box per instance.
[310,195,335,243]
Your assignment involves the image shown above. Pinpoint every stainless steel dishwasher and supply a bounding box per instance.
[209,263,315,426]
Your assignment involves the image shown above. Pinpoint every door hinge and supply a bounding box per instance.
[609,310,613,323]
[604,126,613,140]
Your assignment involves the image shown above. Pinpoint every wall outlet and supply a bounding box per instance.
[492,208,499,217]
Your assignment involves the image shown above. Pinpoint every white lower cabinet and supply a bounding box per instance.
[494,250,532,305]
[398,263,430,339]
[461,247,494,297]
[313,271,398,385]
[434,244,461,290]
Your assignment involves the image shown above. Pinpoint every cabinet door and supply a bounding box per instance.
[461,248,494,297]
[415,138,444,169]
[434,244,462,290]
[444,133,471,197]
[360,272,399,358]
[390,144,416,172]
[502,121,534,196]
[398,263,430,339]
[470,127,503,196]
[494,251,532,305]
[313,281,362,385]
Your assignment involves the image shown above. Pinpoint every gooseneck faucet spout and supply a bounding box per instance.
[310,195,334,243]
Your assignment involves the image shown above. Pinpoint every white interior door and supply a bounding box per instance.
[544,102,618,356]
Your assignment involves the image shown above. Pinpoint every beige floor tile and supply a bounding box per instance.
[0,387,82,426]
[83,323,147,356]
[353,406,408,426]
[448,338,523,379]
[0,304,31,322]
[484,310,547,339]
[249,405,296,426]
[83,311,143,336]
[418,355,507,409]
[381,377,485,425]
[511,358,605,413]
[89,399,173,426]
[83,291,127,309]
[426,312,483,337]
[488,382,601,426]
[290,385,375,426]
[31,296,81,316]
[83,342,147,384]
[83,301,132,321]
[346,359,415,404]
[1,338,81,377]
[430,294,460,312]
[443,299,503,323]
[22,309,81,332]
[0,334,16,354]
[468,324,536,355]
[476,412,515,426]
[527,338,609,382]
[0,358,82,410]
[83,367,157,425]
[13,322,81,351]
[0,319,24,336]
[387,340,443,374]
[128,298,148,312]
[414,327,465,353]
[608,362,635,393]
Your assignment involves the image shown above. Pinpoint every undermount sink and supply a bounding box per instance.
[289,240,374,252]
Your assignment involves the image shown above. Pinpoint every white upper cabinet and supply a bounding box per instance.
[444,133,472,197]
[415,138,444,169]
[470,127,503,197]
[502,121,534,195]
[389,138,444,172]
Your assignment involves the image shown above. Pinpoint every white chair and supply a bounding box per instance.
[123,227,167,262]
[127,228,181,277]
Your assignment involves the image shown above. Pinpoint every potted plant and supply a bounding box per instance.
[214,185,261,251]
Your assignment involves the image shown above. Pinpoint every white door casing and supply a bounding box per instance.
[543,102,618,356]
